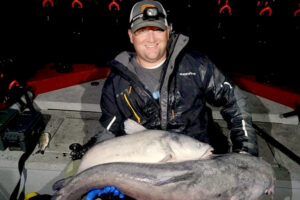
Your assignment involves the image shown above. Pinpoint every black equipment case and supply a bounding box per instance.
[0,108,19,150]
[0,111,44,151]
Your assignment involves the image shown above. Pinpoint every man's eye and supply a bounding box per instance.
[135,28,147,35]
[139,29,147,33]
[134,27,164,35]
[154,28,164,32]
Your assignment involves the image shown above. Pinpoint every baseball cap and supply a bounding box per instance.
[129,0,168,32]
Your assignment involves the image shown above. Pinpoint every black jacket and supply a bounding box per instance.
[99,33,258,156]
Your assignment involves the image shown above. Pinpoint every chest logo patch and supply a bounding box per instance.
[179,72,196,76]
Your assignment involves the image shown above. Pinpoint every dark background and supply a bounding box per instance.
[0,0,299,91]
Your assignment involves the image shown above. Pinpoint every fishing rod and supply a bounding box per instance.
[253,123,300,165]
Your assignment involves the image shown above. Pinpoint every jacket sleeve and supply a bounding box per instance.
[99,74,125,136]
[202,57,258,156]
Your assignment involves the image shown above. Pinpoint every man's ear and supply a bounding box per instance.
[128,29,134,44]
[167,24,173,36]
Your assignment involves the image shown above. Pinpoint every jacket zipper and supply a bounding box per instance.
[171,109,175,119]
[123,92,141,124]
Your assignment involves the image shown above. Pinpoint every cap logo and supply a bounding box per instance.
[141,4,155,12]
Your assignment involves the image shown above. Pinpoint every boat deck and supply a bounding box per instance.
[0,79,299,199]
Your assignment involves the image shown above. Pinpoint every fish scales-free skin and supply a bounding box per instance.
[77,129,214,173]
[52,153,275,200]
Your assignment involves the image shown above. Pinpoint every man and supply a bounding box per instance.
[85,0,258,198]
[96,0,257,155]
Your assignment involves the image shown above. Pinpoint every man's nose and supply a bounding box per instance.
[147,30,156,42]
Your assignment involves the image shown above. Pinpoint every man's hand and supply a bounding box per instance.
[231,130,259,157]
[86,186,124,200]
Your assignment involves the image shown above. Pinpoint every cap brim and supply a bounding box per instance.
[131,20,167,33]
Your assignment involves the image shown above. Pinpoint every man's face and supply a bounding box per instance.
[128,26,170,68]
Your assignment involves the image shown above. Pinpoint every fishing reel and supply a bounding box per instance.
[0,57,36,112]
[0,57,18,106]
[69,136,98,160]
[69,143,86,160]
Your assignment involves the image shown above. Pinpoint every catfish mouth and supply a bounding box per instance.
[265,185,275,195]
[200,146,213,158]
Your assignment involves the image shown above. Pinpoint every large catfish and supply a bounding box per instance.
[52,153,275,200]
[77,120,214,173]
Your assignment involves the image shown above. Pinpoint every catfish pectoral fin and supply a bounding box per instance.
[52,176,72,191]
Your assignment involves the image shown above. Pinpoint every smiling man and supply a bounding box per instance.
[128,1,170,68]
[85,0,259,198]
[128,26,169,67]
[95,0,258,156]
